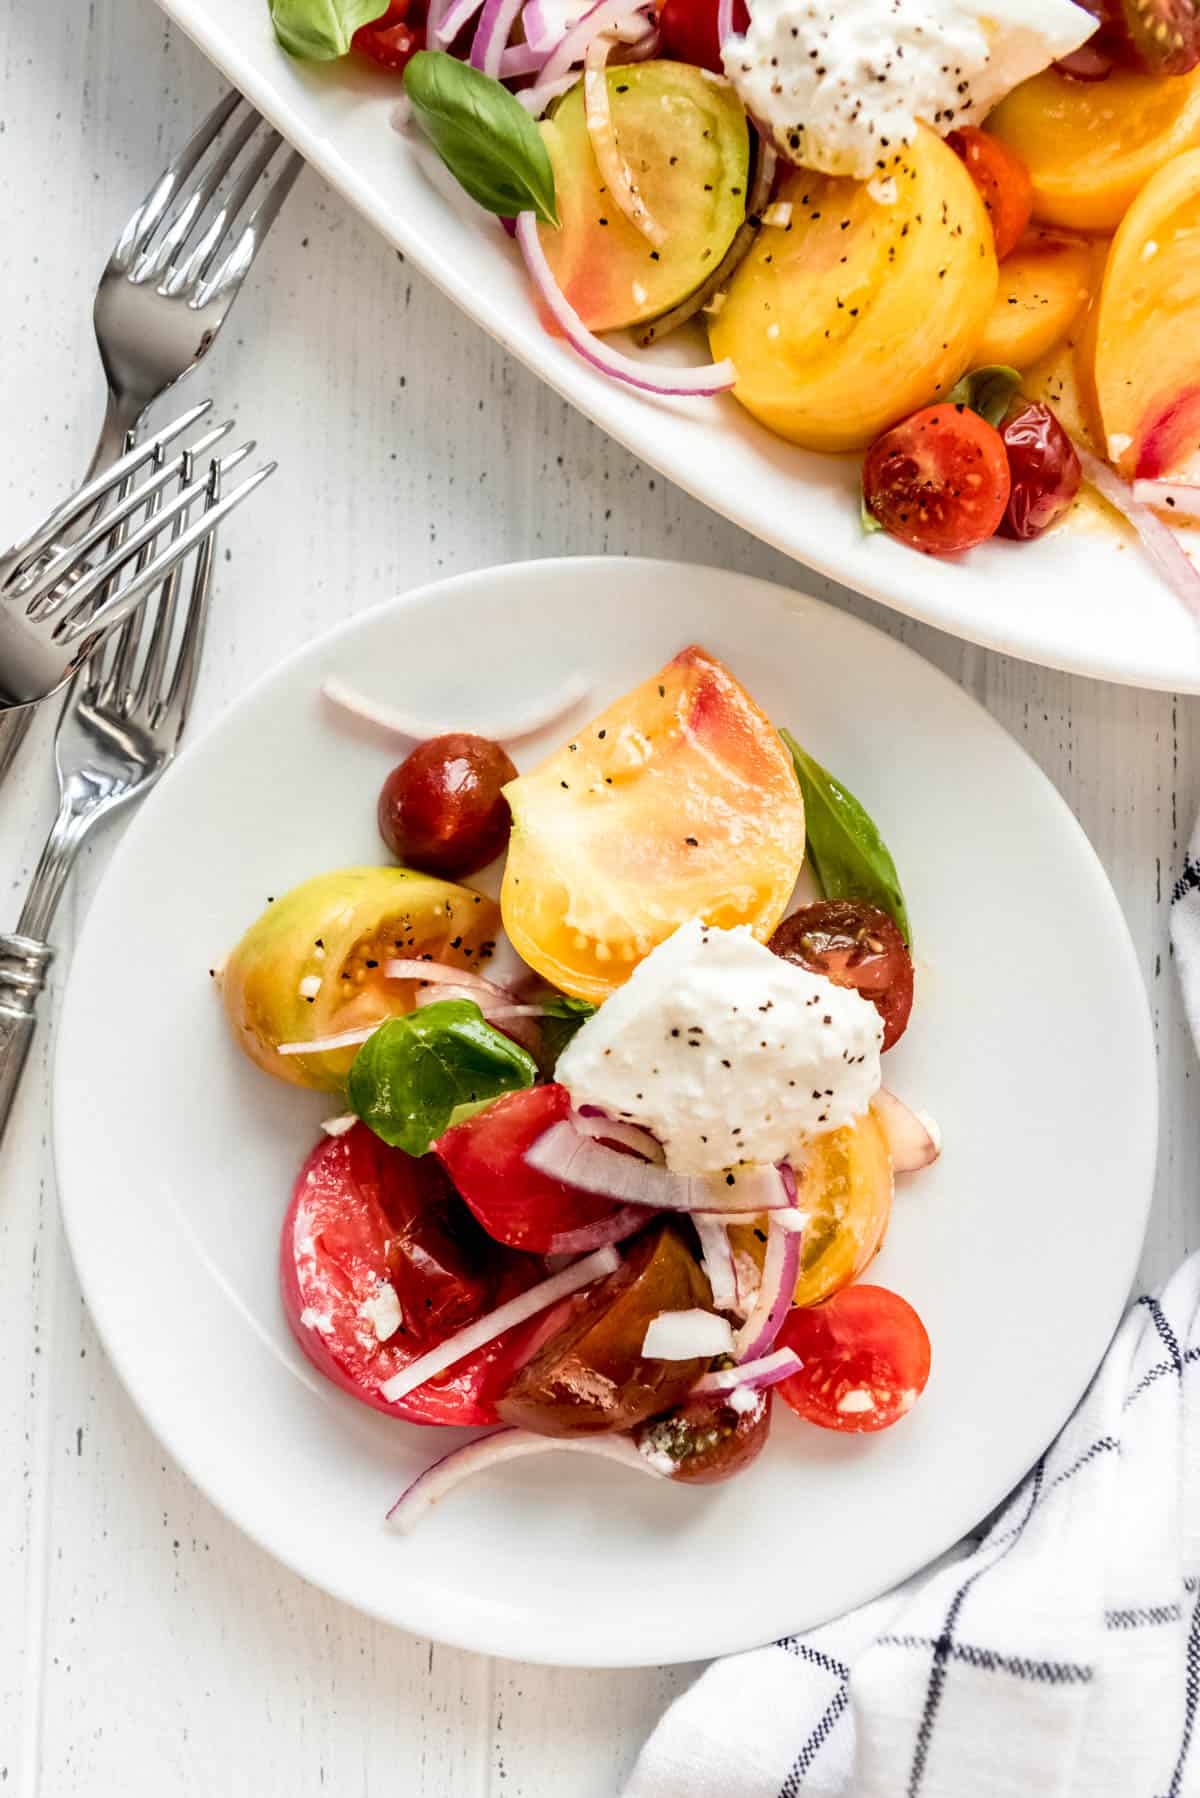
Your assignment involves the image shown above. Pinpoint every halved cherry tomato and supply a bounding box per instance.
[282,1124,541,1426]
[770,900,913,1051]
[657,0,748,73]
[862,404,1012,556]
[635,1390,772,1482]
[496,1221,713,1435]
[947,127,1034,261]
[998,399,1082,540]
[1097,0,1200,76]
[352,0,425,70]
[435,1084,637,1252]
[776,1284,931,1432]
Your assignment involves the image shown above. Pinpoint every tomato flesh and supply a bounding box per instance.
[353,0,425,69]
[435,1083,637,1252]
[282,1124,541,1425]
[657,0,749,72]
[947,127,1034,260]
[862,404,1012,555]
[769,900,914,1051]
[777,1284,931,1433]
[635,1390,772,1483]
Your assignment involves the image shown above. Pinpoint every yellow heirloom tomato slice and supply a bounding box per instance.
[500,646,806,1001]
[1088,147,1200,479]
[221,867,501,1092]
[974,230,1093,370]
[708,124,997,452]
[987,65,1200,234]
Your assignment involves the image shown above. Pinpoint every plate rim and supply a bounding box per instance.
[52,555,1159,1665]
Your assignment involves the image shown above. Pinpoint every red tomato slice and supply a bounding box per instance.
[435,1084,634,1252]
[862,404,1012,556]
[947,127,1034,261]
[352,0,424,70]
[657,0,748,72]
[282,1124,541,1425]
[776,1284,931,1432]
[769,900,914,1051]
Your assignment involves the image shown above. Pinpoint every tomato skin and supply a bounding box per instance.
[282,1124,542,1426]
[352,0,424,70]
[862,404,1012,556]
[777,1284,931,1433]
[1095,0,1200,76]
[435,1084,635,1252]
[379,733,517,880]
[946,127,1033,261]
[657,0,748,72]
[635,1390,772,1483]
[769,901,913,1051]
[998,400,1083,540]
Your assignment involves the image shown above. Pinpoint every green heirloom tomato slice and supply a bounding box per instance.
[220,865,501,1092]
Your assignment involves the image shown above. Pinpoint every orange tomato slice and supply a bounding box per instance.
[500,646,806,1001]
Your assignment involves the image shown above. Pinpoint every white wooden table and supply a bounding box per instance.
[1,2,1197,1791]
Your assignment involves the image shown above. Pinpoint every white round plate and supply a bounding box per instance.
[55,559,1156,1666]
[153,0,1199,690]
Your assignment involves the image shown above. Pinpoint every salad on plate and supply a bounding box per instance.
[267,0,1200,611]
[217,646,940,1530]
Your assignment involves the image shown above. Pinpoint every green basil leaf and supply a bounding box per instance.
[536,993,597,1074]
[347,999,537,1154]
[860,487,883,535]
[946,364,1021,429]
[404,51,560,228]
[269,0,388,60]
[782,729,911,943]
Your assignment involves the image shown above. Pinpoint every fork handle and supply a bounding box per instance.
[0,935,54,1149]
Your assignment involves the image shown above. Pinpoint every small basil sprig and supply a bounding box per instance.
[269,0,388,60]
[782,729,911,943]
[536,993,597,1074]
[947,364,1021,429]
[347,999,537,1154]
[404,51,560,227]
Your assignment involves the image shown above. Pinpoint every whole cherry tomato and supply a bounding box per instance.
[998,400,1082,540]
[862,404,1011,556]
[657,0,748,72]
[947,127,1033,261]
[777,1284,931,1433]
[378,732,517,879]
[770,900,913,1051]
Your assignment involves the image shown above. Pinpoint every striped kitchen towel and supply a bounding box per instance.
[623,859,1200,1798]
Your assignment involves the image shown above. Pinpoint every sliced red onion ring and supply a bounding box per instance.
[574,1109,664,1160]
[1132,479,1200,521]
[692,1346,802,1395]
[642,1308,735,1359]
[516,73,580,113]
[692,1215,738,1311]
[521,0,653,116]
[387,1427,667,1531]
[515,213,737,396]
[277,1023,380,1057]
[873,1089,942,1173]
[384,957,511,999]
[501,40,551,74]
[379,1244,620,1403]
[542,1205,654,1256]
[321,671,591,744]
[716,0,733,46]
[583,32,666,246]
[1074,443,1200,622]
[471,0,528,76]
[434,0,486,43]
[522,0,568,50]
[733,1214,801,1362]
[526,1119,792,1213]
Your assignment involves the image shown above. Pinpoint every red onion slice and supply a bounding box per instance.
[434,0,486,42]
[692,1215,738,1311]
[693,1346,802,1395]
[642,1308,735,1359]
[716,0,733,45]
[387,1427,667,1532]
[321,671,590,744]
[574,1109,664,1160]
[501,40,551,74]
[471,0,527,76]
[384,958,511,999]
[733,1214,801,1361]
[520,0,653,116]
[277,1023,381,1057]
[1075,444,1200,622]
[873,1090,942,1173]
[379,1244,620,1403]
[515,213,737,396]
[526,1119,793,1213]
[1132,479,1200,521]
[583,33,666,247]
[542,1205,654,1255]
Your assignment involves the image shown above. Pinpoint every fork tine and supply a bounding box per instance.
[101,453,169,708]
[153,464,221,735]
[54,459,276,646]
[115,90,244,269]
[191,148,305,305]
[133,453,193,713]
[6,401,214,578]
[134,106,262,287]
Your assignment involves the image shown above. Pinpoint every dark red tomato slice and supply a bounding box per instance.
[862,404,1011,556]
[635,1390,773,1483]
[435,1084,637,1253]
[352,0,425,70]
[946,127,1033,261]
[769,900,914,1051]
[777,1284,931,1433]
[1097,0,1200,75]
[998,399,1082,541]
[282,1124,542,1426]
[657,0,748,72]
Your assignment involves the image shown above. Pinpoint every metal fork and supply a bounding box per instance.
[0,91,302,776]
[0,457,232,1143]
[0,403,274,710]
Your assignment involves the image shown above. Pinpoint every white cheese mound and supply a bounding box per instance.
[556,919,882,1175]
[723,0,1095,180]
